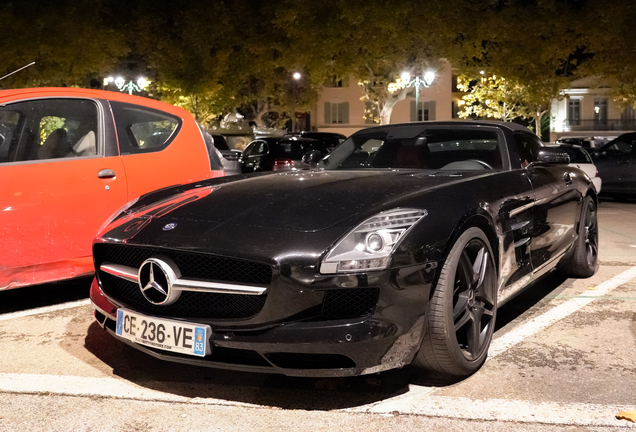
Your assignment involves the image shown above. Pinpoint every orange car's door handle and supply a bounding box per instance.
[98,169,116,179]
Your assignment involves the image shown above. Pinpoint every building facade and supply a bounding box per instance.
[550,77,636,143]
[310,65,453,136]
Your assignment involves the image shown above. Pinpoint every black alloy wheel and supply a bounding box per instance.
[561,196,599,278]
[413,227,497,376]
[582,199,599,269]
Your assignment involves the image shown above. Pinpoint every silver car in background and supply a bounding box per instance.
[556,144,602,192]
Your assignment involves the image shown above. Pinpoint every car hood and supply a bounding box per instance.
[119,170,488,233]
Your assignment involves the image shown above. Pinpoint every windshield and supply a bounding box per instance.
[557,145,592,164]
[322,127,504,171]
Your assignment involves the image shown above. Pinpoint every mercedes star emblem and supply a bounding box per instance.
[137,256,182,305]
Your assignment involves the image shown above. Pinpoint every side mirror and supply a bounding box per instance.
[534,147,570,165]
[302,150,322,169]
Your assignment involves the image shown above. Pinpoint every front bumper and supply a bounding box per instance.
[90,259,437,377]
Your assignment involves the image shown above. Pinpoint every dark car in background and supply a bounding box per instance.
[591,132,636,198]
[90,121,597,378]
[556,136,614,149]
[556,136,593,148]
[286,131,347,150]
[240,136,330,173]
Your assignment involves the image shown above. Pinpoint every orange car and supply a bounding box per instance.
[0,88,224,290]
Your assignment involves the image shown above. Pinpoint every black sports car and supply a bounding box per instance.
[90,121,598,378]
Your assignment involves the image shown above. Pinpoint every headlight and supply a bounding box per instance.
[320,208,428,274]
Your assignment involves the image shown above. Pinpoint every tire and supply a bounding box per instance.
[412,227,497,376]
[561,196,599,278]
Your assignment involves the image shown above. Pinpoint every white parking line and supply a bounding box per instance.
[0,299,90,321]
[0,373,632,427]
[350,394,635,427]
[488,265,636,358]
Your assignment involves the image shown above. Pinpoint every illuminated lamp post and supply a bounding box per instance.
[291,72,301,132]
[401,71,435,121]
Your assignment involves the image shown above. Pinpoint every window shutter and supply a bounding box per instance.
[324,102,331,124]
[429,101,436,120]
[410,101,416,121]
[342,102,349,124]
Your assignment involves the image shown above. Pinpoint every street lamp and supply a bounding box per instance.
[291,72,301,132]
[401,71,435,121]
[103,76,150,95]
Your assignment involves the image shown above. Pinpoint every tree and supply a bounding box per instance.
[154,85,223,125]
[271,0,452,125]
[572,1,636,108]
[414,0,602,136]
[0,0,128,88]
[458,74,530,122]
[359,62,444,125]
[457,73,566,134]
[359,73,410,125]
[4,0,635,131]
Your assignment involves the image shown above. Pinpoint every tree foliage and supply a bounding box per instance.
[0,0,128,88]
[458,74,531,121]
[457,72,567,134]
[2,0,636,127]
[273,1,449,125]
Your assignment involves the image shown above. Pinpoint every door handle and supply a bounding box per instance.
[98,169,116,179]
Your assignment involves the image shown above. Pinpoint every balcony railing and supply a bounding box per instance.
[564,119,636,131]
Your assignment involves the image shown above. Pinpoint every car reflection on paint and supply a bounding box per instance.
[90,121,598,378]
[553,144,602,192]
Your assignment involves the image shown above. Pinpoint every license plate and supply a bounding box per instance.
[115,309,211,357]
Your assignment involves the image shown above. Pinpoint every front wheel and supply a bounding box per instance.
[413,227,498,376]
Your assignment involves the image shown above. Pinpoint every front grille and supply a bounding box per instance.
[99,273,267,319]
[94,244,271,319]
[94,244,272,285]
[321,288,379,319]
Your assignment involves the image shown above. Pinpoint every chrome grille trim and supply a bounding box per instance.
[100,263,138,282]
[100,262,268,296]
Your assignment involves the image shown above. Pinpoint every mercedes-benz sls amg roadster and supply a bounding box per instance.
[90,121,598,377]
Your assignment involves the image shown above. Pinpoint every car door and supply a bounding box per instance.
[0,97,127,289]
[514,132,580,270]
[242,140,269,172]
[592,134,636,194]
